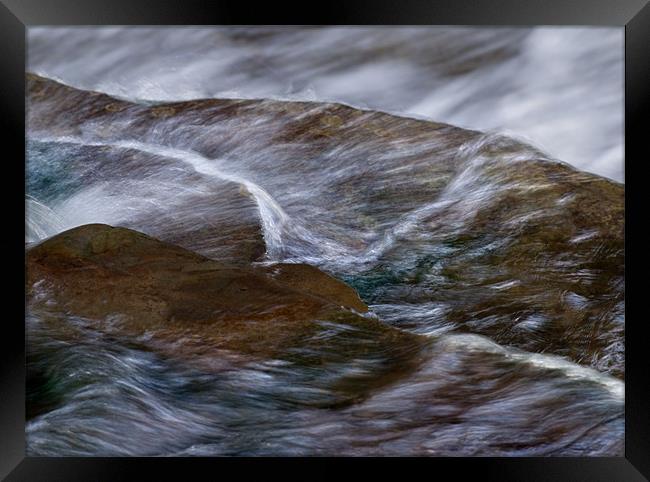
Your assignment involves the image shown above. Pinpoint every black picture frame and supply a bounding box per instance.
[2,1,648,480]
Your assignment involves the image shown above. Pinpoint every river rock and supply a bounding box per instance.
[26,224,423,371]
[26,74,624,378]
[27,223,362,324]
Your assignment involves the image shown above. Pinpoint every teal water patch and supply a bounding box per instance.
[340,266,422,304]
[27,139,86,203]
[338,233,502,306]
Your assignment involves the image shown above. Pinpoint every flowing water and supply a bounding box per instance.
[25,28,624,456]
[28,26,624,182]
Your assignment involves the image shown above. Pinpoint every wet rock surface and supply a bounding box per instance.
[27,74,624,375]
[27,224,423,412]
[27,224,376,353]
[26,74,624,456]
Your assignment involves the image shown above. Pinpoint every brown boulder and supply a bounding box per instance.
[260,263,367,313]
[26,224,388,360]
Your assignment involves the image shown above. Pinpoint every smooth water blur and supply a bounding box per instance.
[28,27,623,181]
[25,28,624,455]
[27,311,623,456]
[26,195,65,243]
[26,127,624,455]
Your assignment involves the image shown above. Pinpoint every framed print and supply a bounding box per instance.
[1,0,648,479]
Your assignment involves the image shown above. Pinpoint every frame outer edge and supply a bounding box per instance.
[0,0,648,26]
[625,2,650,479]
[0,0,26,479]
[1,0,646,479]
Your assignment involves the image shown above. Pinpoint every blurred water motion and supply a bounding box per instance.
[25,28,624,456]
[28,27,624,182]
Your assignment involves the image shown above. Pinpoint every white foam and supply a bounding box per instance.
[439,333,624,399]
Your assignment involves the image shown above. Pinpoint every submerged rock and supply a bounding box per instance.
[25,75,625,456]
[260,263,368,313]
[27,223,369,335]
[26,74,624,378]
[27,224,422,406]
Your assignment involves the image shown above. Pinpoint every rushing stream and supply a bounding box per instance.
[25,27,624,456]
[28,26,624,182]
